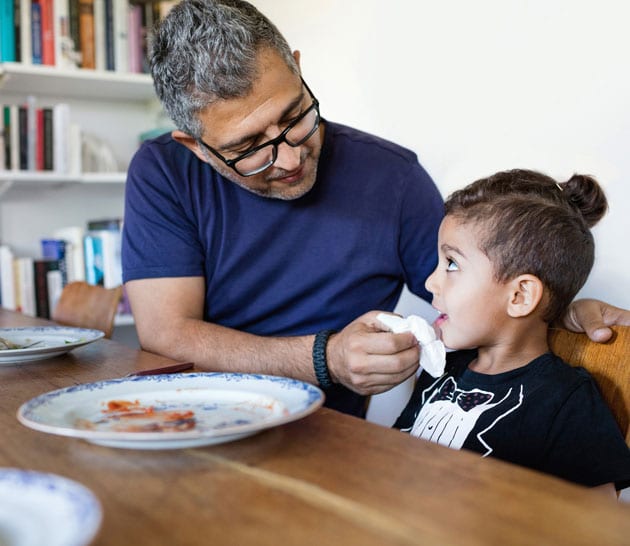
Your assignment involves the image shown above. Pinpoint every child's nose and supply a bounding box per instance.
[425,268,438,295]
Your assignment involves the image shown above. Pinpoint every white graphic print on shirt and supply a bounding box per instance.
[409,376,524,456]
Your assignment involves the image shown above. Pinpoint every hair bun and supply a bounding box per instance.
[559,174,608,228]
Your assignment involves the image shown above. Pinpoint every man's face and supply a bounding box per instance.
[195,50,324,200]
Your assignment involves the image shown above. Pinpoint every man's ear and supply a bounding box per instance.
[293,50,301,69]
[506,274,544,318]
[171,130,209,163]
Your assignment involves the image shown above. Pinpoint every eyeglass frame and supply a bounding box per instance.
[197,78,320,177]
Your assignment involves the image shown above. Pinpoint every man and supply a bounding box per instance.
[122,0,629,417]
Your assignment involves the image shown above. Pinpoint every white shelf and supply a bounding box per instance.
[0,171,127,184]
[0,62,155,102]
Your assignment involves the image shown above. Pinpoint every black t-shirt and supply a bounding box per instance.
[394,350,630,489]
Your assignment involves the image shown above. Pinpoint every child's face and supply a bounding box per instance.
[425,215,510,350]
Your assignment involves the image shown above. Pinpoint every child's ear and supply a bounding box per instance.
[506,274,544,318]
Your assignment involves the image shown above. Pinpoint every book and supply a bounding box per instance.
[47,268,63,315]
[40,0,55,65]
[18,105,28,170]
[13,0,21,62]
[127,2,142,73]
[54,0,76,69]
[19,0,32,65]
[52,102,70,174]
[0,0,16,62]
[33,258,60,318]
[0,108,5,171]
[112,0,127,72]
[0,244,16,310]
[14,256,36,316]
[43,106,53,170]
[103,0,114,70]
[35,108,44,170]
[2,106,9,170]
[87,217,122,230]
[30,0,43,64]
[52,226,85,282]
[93,0,105,70]
[26,95,37,171]
[78,0,95,69]
[84,227,121,288]
[41,238,68,285]
[9,105,20,170]
[68,0,80,66]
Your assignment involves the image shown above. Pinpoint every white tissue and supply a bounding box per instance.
[376,313,446,378]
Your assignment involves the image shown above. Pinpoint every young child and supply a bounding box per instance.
[393,169,630,494]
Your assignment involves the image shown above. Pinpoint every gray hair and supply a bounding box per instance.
[150,0,299,138]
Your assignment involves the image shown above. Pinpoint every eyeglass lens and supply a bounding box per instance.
[234,106,319,176]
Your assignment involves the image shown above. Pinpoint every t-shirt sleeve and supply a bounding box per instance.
[122,141,206,283]
[540,376,630,490]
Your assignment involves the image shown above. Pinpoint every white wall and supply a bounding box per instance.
[253,0,630,425]
[254,0,630,308]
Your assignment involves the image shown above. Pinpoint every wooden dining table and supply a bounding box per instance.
[1,308,629,546]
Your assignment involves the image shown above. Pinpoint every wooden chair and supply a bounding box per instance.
[52,281,124,339]
[548,325,630,447]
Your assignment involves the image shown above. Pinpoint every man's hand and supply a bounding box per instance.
[561,298,630,342]
[325,311,420,395]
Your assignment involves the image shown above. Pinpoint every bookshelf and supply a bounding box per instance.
[0,63,159,345]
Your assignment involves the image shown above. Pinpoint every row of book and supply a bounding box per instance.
[1,98,117,174]
[0,217,127,319]
[1,99,77,173]
[0,0,177,73]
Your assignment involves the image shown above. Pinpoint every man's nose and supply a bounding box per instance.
[274,140,302,171]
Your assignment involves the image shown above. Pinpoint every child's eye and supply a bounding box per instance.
[446,258,459,271]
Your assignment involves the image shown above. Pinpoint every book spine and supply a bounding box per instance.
[42,106,54,170]
[0,107,5,171]
[103,0,113,70]
[19,0,32,64]
[0,0,16,62]
[112,0,127,72]
[2,106,9,170]
[40,0,55,65]
[13,0,20,62]
[9,105,19,170]
[13,257,35,316]
[41,238,68,285]
[33,258,59,318]
[35,108,44,170]
[68,0,80,64]
[54,0,74,68]
[46,268,63,314]
[52,102,70,174]
[0,245,16,310]
[127,2,141,73]
[18,105,28,170]
[78,0,94,68]
[83,232,104,286]
[26,95,36,171]
[31,0,42,64]
[93,0,105,70]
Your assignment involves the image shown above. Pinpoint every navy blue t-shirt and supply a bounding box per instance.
[122,121,444,415]
[394,350,630,489]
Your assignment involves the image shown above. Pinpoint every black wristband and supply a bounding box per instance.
[312,329,336,389]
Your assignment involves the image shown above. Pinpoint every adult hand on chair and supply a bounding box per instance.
[562,298,630,342]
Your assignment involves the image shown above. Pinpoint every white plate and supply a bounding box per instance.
[0,327,104,364]
[18,373,325,449]
[0,468,102,546]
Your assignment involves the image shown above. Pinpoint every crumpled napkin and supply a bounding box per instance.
[376,313,446,378]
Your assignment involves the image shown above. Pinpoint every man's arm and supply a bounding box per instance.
[126,277,419,395]
[562,298,630,342]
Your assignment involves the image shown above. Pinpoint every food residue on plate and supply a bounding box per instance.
[75,399,197,433]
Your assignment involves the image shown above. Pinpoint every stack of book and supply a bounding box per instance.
[0,216,125,319]
[0,0,178,73]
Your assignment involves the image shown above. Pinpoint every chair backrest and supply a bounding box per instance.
[51,281,123,339]
[548,326,630,446]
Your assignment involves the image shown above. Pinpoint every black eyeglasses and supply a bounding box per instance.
[198,78,320,177]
